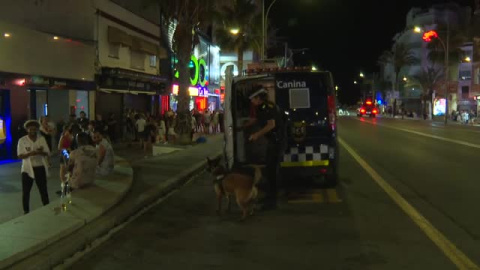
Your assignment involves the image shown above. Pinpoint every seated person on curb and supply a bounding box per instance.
[67,132,98,189]
[93,130,115,176]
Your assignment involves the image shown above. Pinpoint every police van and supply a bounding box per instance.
[223,66,338,187]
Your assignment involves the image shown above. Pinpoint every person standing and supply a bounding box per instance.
[135,114,147,149]
[77,111,89,131]
[17,120,50,214]
[244,87,286,210]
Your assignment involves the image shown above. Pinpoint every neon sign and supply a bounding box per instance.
[174,55,208,87]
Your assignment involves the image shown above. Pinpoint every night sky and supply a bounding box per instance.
[270,0,475,104]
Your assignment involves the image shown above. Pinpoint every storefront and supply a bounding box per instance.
[96,67,168,120]
[0,89,12,161]
[169,33,221,113]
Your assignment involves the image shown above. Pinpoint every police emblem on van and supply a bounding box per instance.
[276,80,307,89]
[292,121,306,143]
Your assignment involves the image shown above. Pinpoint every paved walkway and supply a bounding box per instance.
[0,132,224,224]
[0,159,61,224]
[7,134,224,269]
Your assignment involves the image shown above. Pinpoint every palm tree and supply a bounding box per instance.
[214,0,262,73]
[390,43,418,96]
[377,44,417,96]
[146,0,219,143]
[412,67,443,120]
[377,45,417,115]
[427,24,469,79]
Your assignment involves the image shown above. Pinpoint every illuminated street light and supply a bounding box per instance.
[465,56,471,62]
[4,33,11,38]
[419,28,450,125]
[354,81,358,84]
[414,26,422,33]
[359,72,364,78]
[312,66,318,71]
[53,36,59,40]
[403,76,408,82]
[229,28,240,35]
[335,86,339,91]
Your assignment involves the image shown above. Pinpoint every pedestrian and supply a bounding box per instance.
[58,125,73,184]
[93,130,115,176]
[243,87,286,210]
[67,132,98,189]
[17,120,50,214]
[39,116,54,167]
[78,111,89,131]
[135,114,147,149]
[107,113,117,143]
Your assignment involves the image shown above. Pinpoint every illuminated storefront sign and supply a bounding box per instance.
[171,84,209,97]
[174,55,208,87]
[433,98,446,116]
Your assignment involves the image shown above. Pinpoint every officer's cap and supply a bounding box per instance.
[249,88,267,100]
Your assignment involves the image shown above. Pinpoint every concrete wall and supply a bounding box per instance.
[0,0,95,41]
[0,21,95,81]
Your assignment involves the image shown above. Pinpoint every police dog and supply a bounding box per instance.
[206,157,263,220]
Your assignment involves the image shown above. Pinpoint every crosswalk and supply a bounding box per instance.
[286,188,342,204]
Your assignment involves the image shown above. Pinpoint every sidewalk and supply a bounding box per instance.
[4,134,224,270]
[377,114,480,127]
[0,159,62,224]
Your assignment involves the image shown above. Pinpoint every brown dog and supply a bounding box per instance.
[207,157,263,220]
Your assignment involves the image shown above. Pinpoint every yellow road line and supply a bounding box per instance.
[339,137,479,270]
[280,160,329,167]
[325,188,342,203]
[312,192,324,203]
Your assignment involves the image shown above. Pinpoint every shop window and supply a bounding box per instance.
[149,55,157,67]
[131,50,145,70]
[108,43,120,58]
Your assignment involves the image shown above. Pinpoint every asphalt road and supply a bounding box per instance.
[69,116,480,270]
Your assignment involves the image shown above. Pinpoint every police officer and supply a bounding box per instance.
[245,87,285,210]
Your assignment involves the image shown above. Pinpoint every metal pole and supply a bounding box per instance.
[284,42,288,67]
[444,19,450,125]
[261,0,265,61]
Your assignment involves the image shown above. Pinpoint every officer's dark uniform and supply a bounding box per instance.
[256,100,285,207]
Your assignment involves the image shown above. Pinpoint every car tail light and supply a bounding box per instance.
[360,108,366,113]
[327,95,336,131]
[373,109,378,114]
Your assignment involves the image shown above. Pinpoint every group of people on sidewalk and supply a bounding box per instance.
[17,114,115,215]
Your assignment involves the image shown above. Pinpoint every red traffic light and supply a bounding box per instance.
[422,30,438,42]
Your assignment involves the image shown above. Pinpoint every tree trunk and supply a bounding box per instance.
[174,21,193,145]
[237,45,244,76]
[422,95,427,120]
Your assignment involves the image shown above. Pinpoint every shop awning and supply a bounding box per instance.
[99,88,157,95]
[108,26,132,47]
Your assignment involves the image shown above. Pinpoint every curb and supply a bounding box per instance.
[7,150,223,270]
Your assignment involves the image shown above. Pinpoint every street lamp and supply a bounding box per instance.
[262,0,278,60]
[417,27,450,125]
[415,24,451,124]
[229,28,240,35]
[359,72,364,78]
